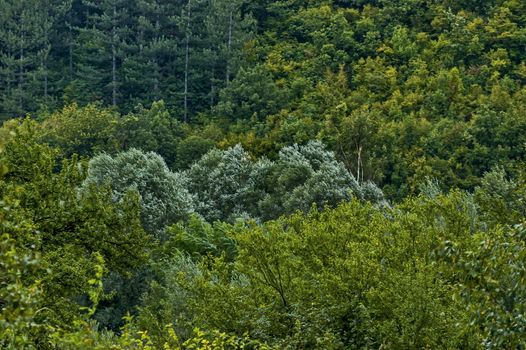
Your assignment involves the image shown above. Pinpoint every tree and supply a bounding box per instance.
[120,0,180,112]
[186,144,260,222]
[84,148,195,236]
[144,195,478,348]
[204,0,255,100]
[474,167,526,226]
[39,103,121,157]
[118,100,185,168]
[82,147,196,330]
[186,141,384,222]
[0,119,149,337]
[213,65,287,122]
[71,0,131,107]
[0,0,60,119]
[0,234,42,349]
[256,141,384,220]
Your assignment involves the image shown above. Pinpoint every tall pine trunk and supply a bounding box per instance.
[68,10,73,77]
[43,25,49,99]
[183,0,192,122]
[153,18,159,96]
[18,19,25,112]
[111,3,117,106]
[226,8,233,84]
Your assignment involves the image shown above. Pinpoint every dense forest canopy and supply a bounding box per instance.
[1,0,525,349]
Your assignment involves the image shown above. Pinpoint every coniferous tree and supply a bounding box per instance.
[0,0,57,119]
[204,0,255,106]
[69,0,131,107]
[177,0,223,121]
[120,0,181,111]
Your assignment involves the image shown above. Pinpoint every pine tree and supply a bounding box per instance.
[205,0,255,87]
[120,0,180,112]
[69,0,131,107]
[182,0,192,122]
[176,0,215,122]
[0,0,57,119]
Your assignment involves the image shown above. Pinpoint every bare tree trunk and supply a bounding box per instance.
[226,8,233,84]
[111,3,117,106]
[44,62,48,98]
[69,43,73,73]
[153,18,159,96]
[68,11,73,76]
[183,0,192,122]
[18,20,25,112]
[19,27,24,90]
[6,48,11,95]
[153,61,159,97]
[357,145,363,184]
[210,65,215,107]
[44,26,49,99]
[112,43,116,106]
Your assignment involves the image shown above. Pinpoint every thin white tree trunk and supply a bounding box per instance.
[183,0,192,122]
[226,8,233,84]
[357,145,363,184]
[18,18,25,111]
[153,18,159,95]
[68,14,73,76]
[44,26,49,99]
[111,3,117,106]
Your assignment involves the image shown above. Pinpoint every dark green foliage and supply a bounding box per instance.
[118,101,185,168]
[0,0,64,119]
[39,103,122,157]
[175,135,215,169]
[2,1,526,349]
[0,120,149,344]
[213,65,287,122]
[0,0,255,121]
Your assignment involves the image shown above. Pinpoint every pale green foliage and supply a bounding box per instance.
[257,141,369,219]
[81,148,197,329]
[84,148,195,235]
[187,141,384,222]
[186,144,258,222]
[418,177,443,198]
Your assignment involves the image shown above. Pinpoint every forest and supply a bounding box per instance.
[1,0,525,349]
